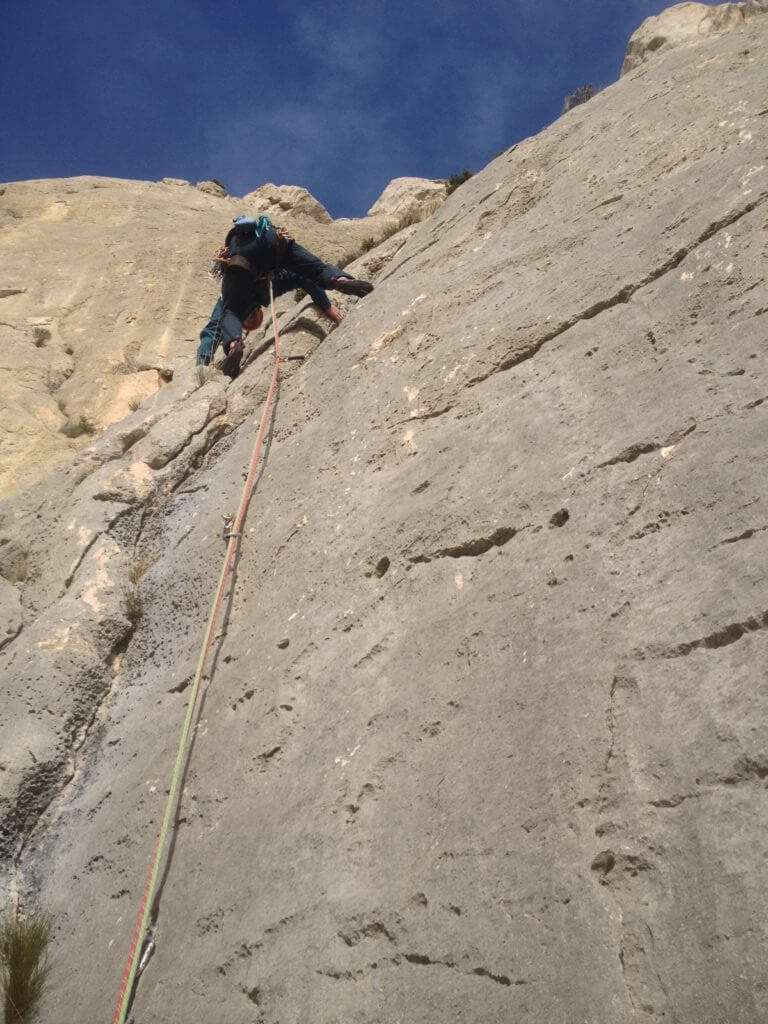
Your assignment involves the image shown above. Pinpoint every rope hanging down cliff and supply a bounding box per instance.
[112,278,286,1024]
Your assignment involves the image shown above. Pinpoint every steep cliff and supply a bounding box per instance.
[0,176,441,498]
[1,8,767,1023]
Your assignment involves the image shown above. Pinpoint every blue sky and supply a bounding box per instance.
[1,0,718,218]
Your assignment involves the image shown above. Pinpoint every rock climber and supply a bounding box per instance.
[196,269,345,367]
[200,215,374,375]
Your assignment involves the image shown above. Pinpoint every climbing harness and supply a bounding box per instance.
[208,215,292,282]
[112,278,287,1024]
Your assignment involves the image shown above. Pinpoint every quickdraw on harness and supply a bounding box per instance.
[112,278,289,1024]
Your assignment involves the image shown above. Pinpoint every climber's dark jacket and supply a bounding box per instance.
[222,226,345,320]
[196,270,331,365]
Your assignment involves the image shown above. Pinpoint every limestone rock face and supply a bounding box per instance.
[0,177,437,497]
[622,0,767,74]
[242,182,333,223]
[367,176,448,220]
[1,13,768,1024]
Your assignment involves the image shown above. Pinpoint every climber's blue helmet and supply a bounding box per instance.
[229,214,272,239]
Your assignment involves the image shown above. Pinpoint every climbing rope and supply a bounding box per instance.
[112,281,284,1024]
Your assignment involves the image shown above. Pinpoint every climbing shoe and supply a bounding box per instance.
[220,337,245,380]
[331,276,374,298]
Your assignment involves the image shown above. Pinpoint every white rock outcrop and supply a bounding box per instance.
[367,176,448,220]
[622,0,767,75]
[242,183,332,223]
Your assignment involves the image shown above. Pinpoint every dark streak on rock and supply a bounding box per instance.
[589,194,624,212]
[410,526,518,565]
[649,793,695,808]
[719,754,768,785]
[0,624,23,653]
[339,921,396,947]
[721,528,757,545]
[471,966,513,986]
[397,405,454,426]
[374,556,390,578]
[652,609,768,659]
[598,423,696,469]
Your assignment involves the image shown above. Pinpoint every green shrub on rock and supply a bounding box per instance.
[446,169,473,195]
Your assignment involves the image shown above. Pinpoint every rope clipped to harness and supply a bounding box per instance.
[112,278,284,1024]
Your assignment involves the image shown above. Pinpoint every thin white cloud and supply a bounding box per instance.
[201,0,712,215]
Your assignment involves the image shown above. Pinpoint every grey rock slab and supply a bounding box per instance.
[0,533,132,894]
[2,13,768,1024]
[130,381,227,470]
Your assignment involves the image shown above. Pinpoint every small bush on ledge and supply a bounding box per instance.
[446,169,473,195]
[563,84,597,113]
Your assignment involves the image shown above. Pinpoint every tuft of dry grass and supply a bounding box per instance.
[124,554,153,624]
[0,913,54,1024]
[124,585,143,625]
[129,555,152,586]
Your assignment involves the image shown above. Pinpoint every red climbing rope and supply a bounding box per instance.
[112,282,284,1024]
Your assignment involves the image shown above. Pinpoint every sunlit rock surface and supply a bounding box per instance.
[0,175,444,497]
[1,8,767,1024]
[621,0,767,74]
